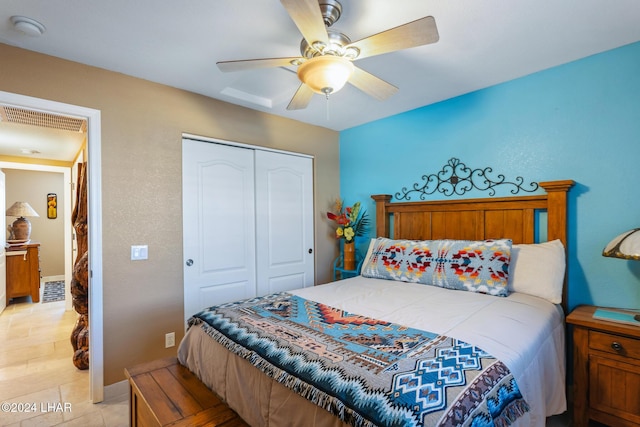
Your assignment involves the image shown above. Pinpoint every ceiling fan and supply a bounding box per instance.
[217,0,439,110]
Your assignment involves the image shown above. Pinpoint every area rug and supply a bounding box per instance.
[42,280,65,303]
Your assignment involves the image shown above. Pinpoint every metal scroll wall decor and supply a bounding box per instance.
[395,158,539,201]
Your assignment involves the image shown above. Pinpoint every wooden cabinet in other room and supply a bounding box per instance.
[6,243,41,304]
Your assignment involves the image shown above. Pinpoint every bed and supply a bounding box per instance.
[178,179,574,427]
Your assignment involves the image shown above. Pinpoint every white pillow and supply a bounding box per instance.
[508,239,565,304]
[361,238,375,268]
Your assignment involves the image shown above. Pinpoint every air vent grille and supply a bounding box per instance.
[0,106,86,132]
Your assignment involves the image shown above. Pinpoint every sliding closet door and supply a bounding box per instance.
[183,140,256,322]
[255,151,314,295]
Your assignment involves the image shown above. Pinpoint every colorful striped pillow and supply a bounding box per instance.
[361,237,512,297]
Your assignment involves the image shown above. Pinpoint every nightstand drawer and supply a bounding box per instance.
[589,330,640,361]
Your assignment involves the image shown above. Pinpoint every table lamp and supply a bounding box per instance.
[602,227,640,322]
[6,201,40,241]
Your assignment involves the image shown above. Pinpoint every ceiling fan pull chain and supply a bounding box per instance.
[325,92,330,121]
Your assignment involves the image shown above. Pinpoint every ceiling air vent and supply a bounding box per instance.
[0,106,86,132]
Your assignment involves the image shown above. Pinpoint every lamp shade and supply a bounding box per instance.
[6,201,40,218]
[6,202,40,241]
[602,228,640,260]
[297,55,355,95]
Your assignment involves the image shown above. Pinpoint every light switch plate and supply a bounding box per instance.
[131,245,148,260]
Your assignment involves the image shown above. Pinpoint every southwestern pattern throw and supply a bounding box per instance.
[190,292,529,427]
[361,238,512,297]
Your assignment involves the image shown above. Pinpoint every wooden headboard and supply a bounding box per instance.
[372,180,575,310]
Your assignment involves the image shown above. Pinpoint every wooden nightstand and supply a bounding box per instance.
[566,305,640,427]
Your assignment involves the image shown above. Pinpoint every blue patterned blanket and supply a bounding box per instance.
[189,292,529,427]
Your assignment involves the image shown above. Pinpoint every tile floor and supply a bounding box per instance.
[0,295,128,426]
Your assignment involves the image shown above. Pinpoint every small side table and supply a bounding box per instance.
[332,238,370,281]
[332,255,364,281]
[566,305,640,427]
[333,264,361,281]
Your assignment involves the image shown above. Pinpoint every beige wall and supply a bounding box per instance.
[0,44,340,385]
[4,168,65,277]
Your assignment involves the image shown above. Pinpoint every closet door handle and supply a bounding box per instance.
[186,259,194,266]
[308,248,313,254]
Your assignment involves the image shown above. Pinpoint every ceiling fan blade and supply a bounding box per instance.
[348,16,439,60]
[348,66,398,101]
[287,83,315,110]
[280,0,329,46]
[217,57,302,72]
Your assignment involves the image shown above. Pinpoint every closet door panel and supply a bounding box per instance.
[267,273,306,294]
[255,151,314,296]
[183,140,257,322]
[199,161,250,271]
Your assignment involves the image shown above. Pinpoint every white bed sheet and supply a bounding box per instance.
[289,276,567,426]
[180,276,567,426]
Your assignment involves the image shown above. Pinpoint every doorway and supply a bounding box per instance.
[0,91,104,402]
[0,165,72,307]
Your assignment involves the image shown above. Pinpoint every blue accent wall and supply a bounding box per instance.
[339,41,640,311]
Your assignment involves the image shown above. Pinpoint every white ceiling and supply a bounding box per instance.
[1,0,640,160]
[0,119,84,163]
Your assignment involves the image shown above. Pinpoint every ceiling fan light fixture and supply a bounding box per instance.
[297,55,354,95]
[301,29,354,59]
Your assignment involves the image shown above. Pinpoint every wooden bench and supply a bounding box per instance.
[125,357,249,427]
